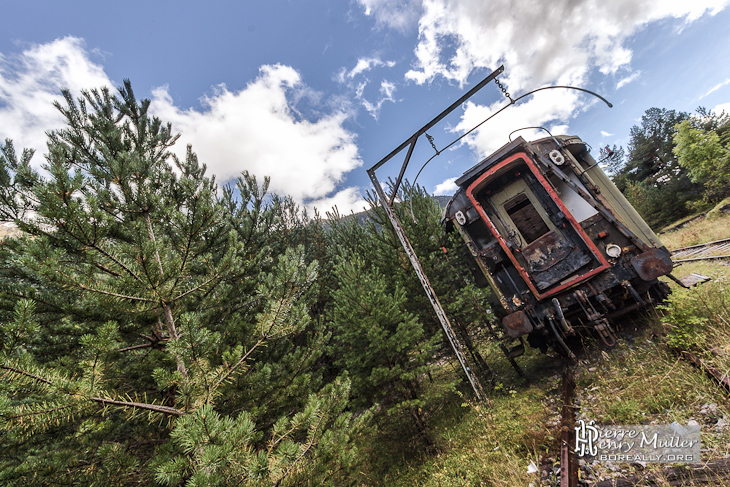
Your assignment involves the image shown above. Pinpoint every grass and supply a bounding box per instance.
[365,260,730,485]
[659,209,730,249]
[361,213,730,486]
[353,345,566,486]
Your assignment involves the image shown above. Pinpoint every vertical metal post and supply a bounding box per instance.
[561,362,577,487]
[367,169,486,401]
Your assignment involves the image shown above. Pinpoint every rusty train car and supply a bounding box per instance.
[443,134,673,356]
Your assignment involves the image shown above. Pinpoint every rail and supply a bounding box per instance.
[560,361,578,487]
[670,237,730,263]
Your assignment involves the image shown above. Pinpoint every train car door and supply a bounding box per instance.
[466,153,609,299]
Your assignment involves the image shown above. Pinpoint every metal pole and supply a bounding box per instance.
[367,169,486,401]
[373,65,505,201]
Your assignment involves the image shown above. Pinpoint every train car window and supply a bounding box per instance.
[503,193,551,244]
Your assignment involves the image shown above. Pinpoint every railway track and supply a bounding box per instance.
[560,361,578,487]
[554,347,730,486]
[670,237,730,263]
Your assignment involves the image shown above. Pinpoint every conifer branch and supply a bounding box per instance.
[170,273,220,303]
[94,262,122,277]
[210,336,266,393]
[1,365,53,384]
[116,342,152,353]
[144,212,165,279]
[2,365,184,416]
[89,397,184,416]
[160,306,187,378]
[8,403,77,420]
[74,281,154,302]
[272,411,326,487]
[90,243,142,281]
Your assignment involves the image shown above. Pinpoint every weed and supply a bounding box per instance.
[659,211,730,249]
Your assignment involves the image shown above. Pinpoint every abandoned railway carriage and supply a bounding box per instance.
[443,135,673,356]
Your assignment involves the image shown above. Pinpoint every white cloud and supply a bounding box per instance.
[338,57,396,81]
[0,40,367,215]
[357,0,424,32]
[360,79,398,119]
[454,88,581,156]
[391,0,729,155]
[600,130,614,137]
[336,56,399,120]
[151,64,365,213]
[405,0,729,91]
[307,186,368,216]
[434,176,458,195]
[714,102,730,115]
[702,78,730,98]
[0,36,113,158]
[616,71,641,89]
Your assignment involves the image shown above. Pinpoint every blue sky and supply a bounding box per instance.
[1,0,730,214]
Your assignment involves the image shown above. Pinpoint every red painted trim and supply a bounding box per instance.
[466,152,610,300]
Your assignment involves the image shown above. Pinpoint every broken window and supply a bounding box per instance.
[503,193,550,244]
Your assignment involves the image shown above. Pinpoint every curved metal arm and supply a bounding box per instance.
[411,84,613,191]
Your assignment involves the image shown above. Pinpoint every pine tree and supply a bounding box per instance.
[322,182,495,453]
[612,107,701,228]
[329,255,439,448]
[0,82,361,486]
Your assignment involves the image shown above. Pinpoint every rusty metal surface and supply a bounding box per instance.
[465,152,610,300]
[522,231,573,272]
[630,248,673,281]
[682,351,730,392]
[671,237,730,262]
[502,310,533,338]
[523,231,591,290]
[561,362,578,487]
[677,272,711,287]
[365,67,510,401]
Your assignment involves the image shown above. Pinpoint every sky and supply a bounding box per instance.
[1,0,730,215]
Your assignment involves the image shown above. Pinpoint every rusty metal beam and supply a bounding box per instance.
[560,362,578,487]
[388,138,417,206]
[368,169,486,401]
[365,67,507,401]
[371,65,504,201]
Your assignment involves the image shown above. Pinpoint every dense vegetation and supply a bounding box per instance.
[607,106,730,230]
[0,83,495,485]
[1,82,728,485]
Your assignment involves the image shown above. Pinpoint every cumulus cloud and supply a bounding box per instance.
[150,64,365,213]
[600,130,614,137]
[433,176,458,195]
[454,86,584,156]
[387,0,729,154]
[405,0,729,91]
[0,36,113,157]
[714,102,730,115]
[0,39,366,214]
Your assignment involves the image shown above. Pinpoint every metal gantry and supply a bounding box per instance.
[366,65,505,401]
